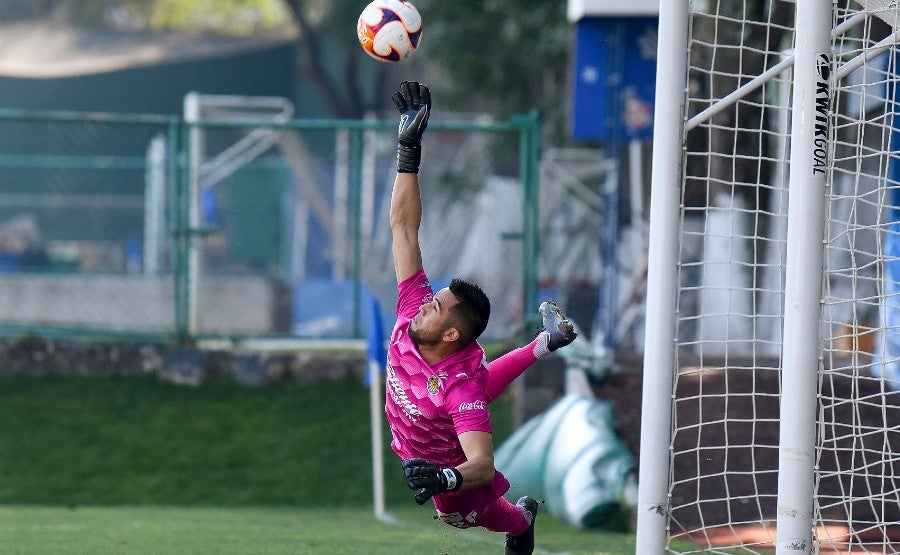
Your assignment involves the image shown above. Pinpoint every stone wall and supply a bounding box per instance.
[0,337,367,386]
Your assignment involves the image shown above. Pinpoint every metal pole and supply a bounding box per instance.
[349,129,364,338]
[144,134,166,277]
[512,111,541,332]
[634,0,690,552]
[167,121,189,339]
[334,130,350,281]
[527,111,540,319]
[183,92,202,336]
[776,0,832,552]
[369,359,386,518]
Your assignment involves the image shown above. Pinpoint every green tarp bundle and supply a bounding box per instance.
[495,393,635,529]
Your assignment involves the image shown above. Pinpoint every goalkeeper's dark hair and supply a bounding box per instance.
[447,278,491,346]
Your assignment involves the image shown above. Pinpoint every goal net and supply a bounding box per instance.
[636,1,900,553]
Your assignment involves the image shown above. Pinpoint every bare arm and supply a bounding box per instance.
[390,172,424,283]
[389,81,431,284]
[455,430,497,489]
[400,430,497,503]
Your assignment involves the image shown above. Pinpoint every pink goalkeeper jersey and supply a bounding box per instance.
[385,271,499,471]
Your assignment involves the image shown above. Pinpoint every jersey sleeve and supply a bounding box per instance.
[396,269,433,320]
[445,377,492,435]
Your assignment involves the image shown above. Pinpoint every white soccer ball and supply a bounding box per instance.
[357,0,423,62]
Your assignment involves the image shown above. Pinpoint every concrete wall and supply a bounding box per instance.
[0,273,289,334]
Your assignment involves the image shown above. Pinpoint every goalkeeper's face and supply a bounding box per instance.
[409,288,459,347]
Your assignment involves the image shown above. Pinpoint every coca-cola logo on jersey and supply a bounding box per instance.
[458,400,486,412]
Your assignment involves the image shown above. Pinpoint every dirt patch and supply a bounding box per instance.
[598,353,900,536]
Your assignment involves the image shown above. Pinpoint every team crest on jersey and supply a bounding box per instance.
[427,375,441,395]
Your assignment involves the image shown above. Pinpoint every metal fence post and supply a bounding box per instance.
[512,111,541,332]
[173,122,193,341]
[349,127,364,338]
[168,121,190,340]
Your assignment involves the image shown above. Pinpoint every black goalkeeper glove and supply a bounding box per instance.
[401,458,462,505]
[391,81,431,174]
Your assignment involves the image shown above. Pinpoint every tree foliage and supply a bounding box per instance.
[280,0,393,119]
[414,0,569,120]
[276,0,571,124]
[0,0,571,128]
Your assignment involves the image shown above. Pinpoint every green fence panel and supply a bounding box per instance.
[0,107,539,344]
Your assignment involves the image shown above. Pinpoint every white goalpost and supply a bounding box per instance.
[636,1,900,553]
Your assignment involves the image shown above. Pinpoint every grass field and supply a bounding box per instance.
[0,373,638,553]
[0,505,636,554]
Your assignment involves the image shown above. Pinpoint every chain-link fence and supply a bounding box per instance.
[0,108,179,341]
[0,102,539,343]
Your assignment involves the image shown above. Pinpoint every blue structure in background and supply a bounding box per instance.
[364,295,386,387]
[571,16,657,142]
[292,279,378,338]
[569,4,657,349]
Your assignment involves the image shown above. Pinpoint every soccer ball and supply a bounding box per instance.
[357,0,422,62]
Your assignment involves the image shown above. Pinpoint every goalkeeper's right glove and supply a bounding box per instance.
[391,81,432,174]
[401,458,462,505]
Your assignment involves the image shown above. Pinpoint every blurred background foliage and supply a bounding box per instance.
[0,0,570,140]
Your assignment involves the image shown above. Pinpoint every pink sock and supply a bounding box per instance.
[475,496,532,535]
[485,333,551,403]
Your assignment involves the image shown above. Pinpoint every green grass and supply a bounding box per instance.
[0,505,636,554]
[0,374,637,553]
[0,374,402,506]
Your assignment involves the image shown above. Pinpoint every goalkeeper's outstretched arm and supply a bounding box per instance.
[389,81,431,284]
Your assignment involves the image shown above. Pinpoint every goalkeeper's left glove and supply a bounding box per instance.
[391,81,431,174]
[401,458,462,505]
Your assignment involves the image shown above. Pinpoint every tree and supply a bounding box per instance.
[413,1,569,121]
[0,0,571,127]
[279,0,396,119]
[136,0,402,118]
[280,0,571,125]
[389,0,572,144]
[108,0,436,119]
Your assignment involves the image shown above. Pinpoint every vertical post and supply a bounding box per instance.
[599,157,620,348]
[361,115,378,253]
[144,134,166,276]
[513,111,541,332]
[168,121,189,339]
[349,128,364,338]
[369,359,386,518]
[366,295,389,521]
[183,92,202,336]
[776,1,832,552]
[528,111,540,319]
[634,0,689,552]
[333,130,350,281]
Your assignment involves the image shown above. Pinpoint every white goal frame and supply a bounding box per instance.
[636,1,900,553]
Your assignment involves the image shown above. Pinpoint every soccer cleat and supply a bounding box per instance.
[505,496,539,554]
[539,301,577,352]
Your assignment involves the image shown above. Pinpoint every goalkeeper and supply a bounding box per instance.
[386,81,575,554]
